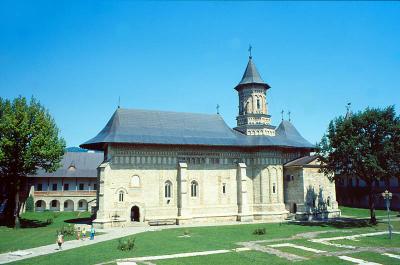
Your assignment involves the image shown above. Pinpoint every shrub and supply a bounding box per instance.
[25,195,34,212]
[57,224,75,236]
[253,228,266,235]
[52,212,61,219]
[183,229,190,236]
[46,218,54,225]
[117,237,135,251]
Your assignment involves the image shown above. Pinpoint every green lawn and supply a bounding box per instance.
[156,251,352,265]
[334,233,400,248]
[348,251,400,265]
[8,220,400,265]
[339,206,399,218]
[0,211,92,254]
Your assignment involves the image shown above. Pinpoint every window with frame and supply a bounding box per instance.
[37,183,43,191]
[63,183,69,191]
[257,99,261,110]
[131,175,140,187]
[93,183,97,190]
[52,183,57,191]
[272,183,276,193]
[222,183,226,194]
[79,183,84,190]
[191,181,198,197]
[119,191,124,202]
[164,181,172,198]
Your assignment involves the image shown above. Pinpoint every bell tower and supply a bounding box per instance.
[233,54,275,136]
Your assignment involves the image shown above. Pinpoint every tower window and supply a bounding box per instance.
[119,191,124,202]
[257,99,261,110]
[222,183,226,194]
[191,181,198,197]
[273,183,276,193]
[164,181,172,198]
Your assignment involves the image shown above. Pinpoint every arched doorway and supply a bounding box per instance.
[293,203,297,213]
[130,206,140,222]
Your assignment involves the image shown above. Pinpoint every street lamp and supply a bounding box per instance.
[381,190,393,239]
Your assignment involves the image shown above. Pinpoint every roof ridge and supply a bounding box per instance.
[117,107,221,117]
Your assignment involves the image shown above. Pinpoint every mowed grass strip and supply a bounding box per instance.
[8,220,400,265]
[334,234,400,248]
[339,206,398,218]
[347,251,400,265]
[156,250,352,265]
[0,211,92,253]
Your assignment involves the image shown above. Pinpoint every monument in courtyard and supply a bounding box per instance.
[81,54,340,228]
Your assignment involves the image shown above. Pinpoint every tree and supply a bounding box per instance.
[25,195,34,212]
[0,96,65,227]
[317,106,400,224]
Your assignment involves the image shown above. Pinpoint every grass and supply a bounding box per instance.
[0,211,92,253]
[334,233,400,248]
[339,206,399,218]
[348,251,400,265]
[156,251,353,265]
[8,219,400,265]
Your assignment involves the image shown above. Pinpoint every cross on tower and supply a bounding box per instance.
[281,110,284,121]
[216,104,220,114]
[248,44,252,59]
[288,111,291,122]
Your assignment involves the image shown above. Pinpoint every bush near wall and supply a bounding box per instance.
[25,196,34,212]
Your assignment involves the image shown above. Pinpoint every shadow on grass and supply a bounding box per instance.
[288,217,374,229]
[64,217,93,225]
[20,218,52,228]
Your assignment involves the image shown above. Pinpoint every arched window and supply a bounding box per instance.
[131,175,140,187]
[165,181,172,198]
[272,183,276,193]
[327,196,331,207]
[119,190,124,202]
[257,99,261,110]
[222,183,226,194]
[191,181,198,197]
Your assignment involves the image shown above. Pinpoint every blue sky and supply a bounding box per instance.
[1,1,399,147]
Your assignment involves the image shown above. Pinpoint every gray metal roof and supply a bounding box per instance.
[284,155,319,167]
[80,108,314,150]
[30,152,104,178]
[235,57,270,90]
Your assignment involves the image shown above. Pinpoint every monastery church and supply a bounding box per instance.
[81,55,340,228]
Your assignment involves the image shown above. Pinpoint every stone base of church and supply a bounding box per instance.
[253,211,288,221]
[92,218,127,229]
[295,209,341,221]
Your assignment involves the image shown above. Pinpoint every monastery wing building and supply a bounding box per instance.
[81,55,340,228]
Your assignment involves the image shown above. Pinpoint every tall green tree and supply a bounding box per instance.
[0,96,65,227]
[317,106,400,224]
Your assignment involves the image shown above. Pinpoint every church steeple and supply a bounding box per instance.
[235,57,270,90]
[233,54,275,136]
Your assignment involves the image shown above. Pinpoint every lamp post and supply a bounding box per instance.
[381,190,393,239]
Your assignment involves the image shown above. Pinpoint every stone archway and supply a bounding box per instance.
[130,205,140,222]
[35,200,46,212]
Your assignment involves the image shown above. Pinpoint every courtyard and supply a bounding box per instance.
[0,207,399,265]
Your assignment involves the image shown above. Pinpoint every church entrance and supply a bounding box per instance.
[130,206,140,222]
